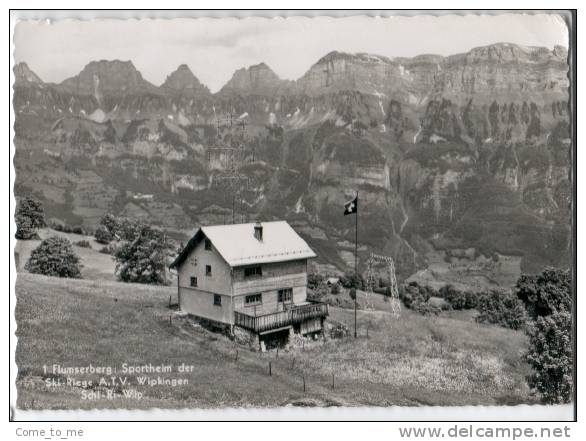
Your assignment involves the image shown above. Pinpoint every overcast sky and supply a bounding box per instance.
[14,13,569,92]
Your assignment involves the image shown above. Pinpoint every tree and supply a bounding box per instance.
[400,281,431,310]
[516,267,571,319]
[515,267,573,404]
[475,289,527,330]
[25,236,81,278]
[15,197,46,239]
[94,225,114,244]
[99,213,119,234]
[525,310,573,404]
[440,284,467,310]
[114,224,170,284]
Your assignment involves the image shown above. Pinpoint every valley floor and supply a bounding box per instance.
[15,272,534,410]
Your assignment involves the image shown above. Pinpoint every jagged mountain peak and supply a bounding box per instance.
[59,59,158,95]
[219,62,289,96]
[161,64,210,94]
[14,62,43,85]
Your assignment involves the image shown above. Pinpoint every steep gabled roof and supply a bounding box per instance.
[170,221,316,269]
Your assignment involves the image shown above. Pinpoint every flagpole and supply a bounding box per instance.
[354,191,358,339]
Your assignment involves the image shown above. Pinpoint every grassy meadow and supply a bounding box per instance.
[15,247,534,408]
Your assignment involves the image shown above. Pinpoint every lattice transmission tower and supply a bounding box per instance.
[206,105,257,223]
[365,252,401,316]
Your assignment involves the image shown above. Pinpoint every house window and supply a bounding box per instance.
[190,276,198,287]
[206,265,212,276]
[278,288,293,303]
[204,239,212,251]
[244,265,262,278]
[245,293,262,306]
[213,294,222,306]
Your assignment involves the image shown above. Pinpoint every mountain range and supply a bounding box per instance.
[13,43,572,288]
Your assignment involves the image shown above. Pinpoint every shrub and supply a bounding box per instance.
[516,267,571,319]
[340,272,365,290]
[49,221,87,235]
[464,290,479,309]
[307,273,324,290]
[330,283,340,295]
[475,290,527,330]
[440,284,466,310]
[411,301,441,316]
[15,197,46,239]
[439,285,480,310]
[99,244,117,255]
[307,283,328,302]
[95,225,114,244]
[25,236,81,278]
[400,281,431,309]
[75,240,91,248]
[525,309,573,404]
[330,322,349,339]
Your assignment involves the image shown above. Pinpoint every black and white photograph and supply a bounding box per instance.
[9,10,575,422]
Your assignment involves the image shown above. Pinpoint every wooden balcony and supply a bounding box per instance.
[234,302,328,334]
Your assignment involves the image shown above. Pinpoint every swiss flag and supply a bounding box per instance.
[344,195,358,215]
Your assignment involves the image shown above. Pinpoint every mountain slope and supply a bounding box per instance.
[161,64,210,96]
[13,43,572,285]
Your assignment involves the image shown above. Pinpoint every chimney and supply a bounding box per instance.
[253,222,263,241]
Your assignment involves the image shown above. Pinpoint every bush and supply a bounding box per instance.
[330,283,340,295]
[516,267,571,319]
[439,285,480,310]
[75,240,91,248]
[25,236,81,278]
[340,272,365,290]
[307,273,324,290]
[99,244,117,255]
[15,197,46,239]
[95,225,114,244]
[475,290,527,330]
[330,323,349,339]
[400,281,430,309]
[411,301,441,316]
[440,284,465,309]
[525,310,573,404]
[49,221,88,235]
[307,284,328,302]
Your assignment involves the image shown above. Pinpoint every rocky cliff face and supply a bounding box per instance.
[13,43,572,283]
[14,62,43,85]
[59,60,159,97]
[219,63,292,96]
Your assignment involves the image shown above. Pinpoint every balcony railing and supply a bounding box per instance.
[234,302,328,333]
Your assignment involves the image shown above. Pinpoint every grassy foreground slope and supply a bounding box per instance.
[16,273,533,409]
